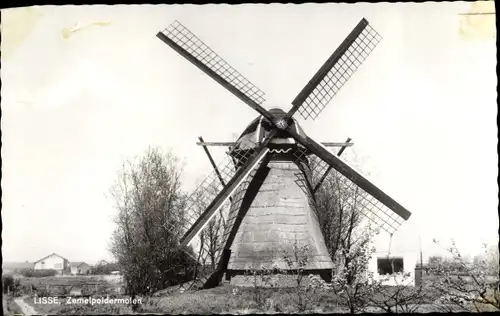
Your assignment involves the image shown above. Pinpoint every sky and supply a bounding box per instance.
[1,2,497,264]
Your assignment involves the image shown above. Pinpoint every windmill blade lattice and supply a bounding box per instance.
[179,143,259,241]
[211,165,260,266]
[292,148,405,235]
[158,21,266,106]
[293,20,382,120]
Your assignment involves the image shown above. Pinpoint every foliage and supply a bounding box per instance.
[368,272,434,313]
[90,263,121,275]
[109,147,195,299]
[329,229,376,314]
[2,274,22,296]
[20,269,57,278]
[241,240,331,312]
[322,227,437,313]
[188,182,228,279]
[426,239,500,312]
[314,170,365,269]
[313,164,381,291]
[3,274,14,293]
[283,241,318,312]
[141,285,343,314]
[243,266,275,306]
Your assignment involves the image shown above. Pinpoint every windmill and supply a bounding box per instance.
[156,18,412,289]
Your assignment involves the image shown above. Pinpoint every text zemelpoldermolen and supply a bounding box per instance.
[33,296,143,306]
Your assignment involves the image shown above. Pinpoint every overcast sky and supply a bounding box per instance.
[1,2,497,264]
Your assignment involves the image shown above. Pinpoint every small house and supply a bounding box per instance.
[368,231,419,286]
[70,262,91,275]
[34,253,70,274]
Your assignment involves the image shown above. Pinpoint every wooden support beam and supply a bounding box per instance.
[313,137,352,193]
[196,141,354,147]
[198,136,227,186]
[198,136,233,205]
[197,142,238,147]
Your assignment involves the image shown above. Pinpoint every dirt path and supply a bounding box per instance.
[14,297,38,315]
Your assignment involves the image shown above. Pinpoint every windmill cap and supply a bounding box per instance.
[234,108,306,150]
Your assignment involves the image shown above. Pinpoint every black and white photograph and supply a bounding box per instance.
[1,1,498,314]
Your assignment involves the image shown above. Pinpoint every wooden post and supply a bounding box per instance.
[414,264,423,287]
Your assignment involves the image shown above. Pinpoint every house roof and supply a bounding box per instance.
[96,260,109,265]
[70,262,89,268]
[34,253,69,264]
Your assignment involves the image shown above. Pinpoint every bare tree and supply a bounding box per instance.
[329,227,378,313]
[314,168,369,283]
[109,147,194,297]
[283,241,313,312]
[202,184,227,271]
[367,272,433,313]
[309,157,381,312]
[187,183,228,279]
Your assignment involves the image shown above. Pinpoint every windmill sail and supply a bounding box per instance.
[157,21,272,120]
[290,18,382,120]
[290,135,411,234]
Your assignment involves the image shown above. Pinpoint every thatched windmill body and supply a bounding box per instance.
[156,18,412,289]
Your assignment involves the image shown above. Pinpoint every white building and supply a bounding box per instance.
[34,253,70,274]
[368,220,421,286]
[70,262,91,275]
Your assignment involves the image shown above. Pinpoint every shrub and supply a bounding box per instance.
[21,269,57,277]
[3,274,14,293]
[3,275,22,296]
[50,285,71,296]
[91,263,121,275]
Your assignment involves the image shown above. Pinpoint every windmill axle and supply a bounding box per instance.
[273,118,288,130]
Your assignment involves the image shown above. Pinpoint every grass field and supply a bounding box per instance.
[12,275,498,314]
[20,284,493,314]
[138,283,457,314]
[13,283,470,315]
[28,284,347,315]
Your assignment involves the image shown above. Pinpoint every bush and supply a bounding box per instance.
[91,263,121,275]
[3,275,23,296]
[3,274,14,293]
[21,269,57,277]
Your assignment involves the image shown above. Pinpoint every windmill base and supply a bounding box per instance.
[226,269,332,287]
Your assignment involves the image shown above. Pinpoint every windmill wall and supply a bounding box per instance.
[227,160,334,280]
